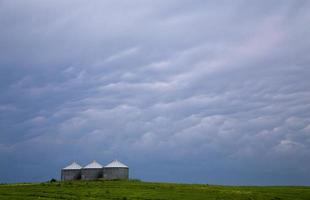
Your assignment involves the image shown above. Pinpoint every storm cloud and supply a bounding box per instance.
[0,0,310,185]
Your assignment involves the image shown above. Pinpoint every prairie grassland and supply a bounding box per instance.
[0,180,309,200]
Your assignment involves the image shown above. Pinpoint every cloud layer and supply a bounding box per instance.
[1,0,310,185]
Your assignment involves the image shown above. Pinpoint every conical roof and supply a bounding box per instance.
[105,160,128,168]
[63,162,82,170]
[83,160,103,169]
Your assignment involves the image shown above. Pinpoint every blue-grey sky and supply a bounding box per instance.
[1,0,310,185]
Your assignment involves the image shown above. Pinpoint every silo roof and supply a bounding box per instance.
[83,160,103,169]
[62,162,82,170]
[105,160,128,168]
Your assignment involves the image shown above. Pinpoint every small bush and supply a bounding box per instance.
[129,179,141,182]
[49,178,57,183]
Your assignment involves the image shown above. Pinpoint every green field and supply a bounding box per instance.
[0,180,309,200]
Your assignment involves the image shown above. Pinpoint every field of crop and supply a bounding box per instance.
[0,180,309,200]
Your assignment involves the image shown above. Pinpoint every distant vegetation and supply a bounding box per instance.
[0,179,309,200]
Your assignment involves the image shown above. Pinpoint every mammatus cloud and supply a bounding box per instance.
[0,0,310,184]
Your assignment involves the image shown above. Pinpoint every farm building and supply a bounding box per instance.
[103,160,129,180]
[61,162,82,181]
[61,159,129,181]
[81,160,103,180]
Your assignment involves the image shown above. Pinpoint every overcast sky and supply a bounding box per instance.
[1,0,310,185]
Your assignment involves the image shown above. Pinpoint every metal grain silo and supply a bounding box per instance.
[103,160,129,180]
[61,162,82,181]
[81,160,103,180]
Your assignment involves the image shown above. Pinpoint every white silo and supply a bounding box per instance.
[103,160,129,180]
[61,162,82,181]
[81,160,103,180]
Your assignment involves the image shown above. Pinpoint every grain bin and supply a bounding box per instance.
[61,162,82,181]
[81,160,103,180]
[103,160,129,180]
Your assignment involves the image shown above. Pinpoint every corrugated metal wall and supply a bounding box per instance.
[81,168,102,180]
[61,169,81,181]
[103,168,129,180]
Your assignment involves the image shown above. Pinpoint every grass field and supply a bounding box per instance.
[0,180,309,200]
